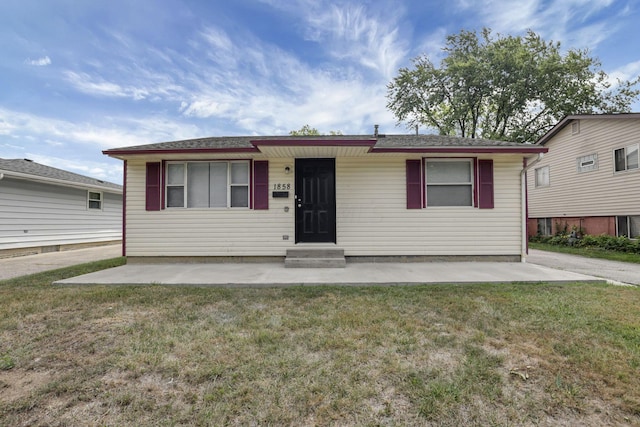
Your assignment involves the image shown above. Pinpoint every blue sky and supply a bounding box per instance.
[1,0,639,185]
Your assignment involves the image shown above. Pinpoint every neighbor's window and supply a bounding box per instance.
[616,216,640,239]
[614,144,639,172]
[537,218,552,236]
[577,153,598,173]
[166,161,249,208]
[571,121,580,135]
[535,166,550,187]
[88,191,102,210]
[425,159,473,207]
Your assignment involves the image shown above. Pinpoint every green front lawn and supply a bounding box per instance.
[1,261,639,425]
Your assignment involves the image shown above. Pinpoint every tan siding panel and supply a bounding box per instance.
[529,118,640,218]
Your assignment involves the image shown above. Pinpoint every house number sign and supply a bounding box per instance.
[273,183,291,190]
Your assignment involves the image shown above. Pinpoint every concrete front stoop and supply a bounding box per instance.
[284,248,346,268]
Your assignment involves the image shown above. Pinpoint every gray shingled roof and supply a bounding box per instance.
[104,133,536,152]
[0,158,123,191]
[373,134,532,148]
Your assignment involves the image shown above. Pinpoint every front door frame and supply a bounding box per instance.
[294,158,337,244]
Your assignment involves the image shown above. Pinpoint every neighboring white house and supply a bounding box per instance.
[0,158,123,257]
[103,133,546,264]
[527,113,640,238]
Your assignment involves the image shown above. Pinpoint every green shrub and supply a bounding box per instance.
[530,233,640,254]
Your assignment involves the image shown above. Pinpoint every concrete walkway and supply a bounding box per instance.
[4,245,626,287]
[54,259,603,287]
[0,244,122,281]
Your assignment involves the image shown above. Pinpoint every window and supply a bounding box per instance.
[616,216,640,238]
[614,144,639,172]
[577,153,598,173]
[425,160,473,207]
[537,218,552,236]
[88,191,102,210]
[535,166,550,187]
[571,121,580,135]
[166,161,249,208]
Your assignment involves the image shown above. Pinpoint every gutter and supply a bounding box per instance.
[0,169,123,194]
[520,153,544,262]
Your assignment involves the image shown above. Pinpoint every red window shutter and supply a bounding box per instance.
[406,159,422,209]
[145,162,161,211]
[254,160,269,210]
[478,159,494,209]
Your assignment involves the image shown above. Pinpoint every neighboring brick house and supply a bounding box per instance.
[103,133,546,264]
[0,158,123,257]
[527,113,640,238]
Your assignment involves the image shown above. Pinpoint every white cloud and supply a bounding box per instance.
[25,56,51,66]
[453,0,621,49]
[0,108,203,149]
[608,60,640,83]
[177,26,397,135]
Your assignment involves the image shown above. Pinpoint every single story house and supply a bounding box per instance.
[0,158,123,258]
[527,113,640,238]
[103,133,547,265]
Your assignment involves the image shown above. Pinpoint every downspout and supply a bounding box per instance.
[520,153,544,262]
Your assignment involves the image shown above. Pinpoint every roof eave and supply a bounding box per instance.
[0,169,123,194]
[370,146,548,154]
[103,147,260,158]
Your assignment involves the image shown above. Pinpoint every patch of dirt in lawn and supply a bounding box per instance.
[0,369,54,404]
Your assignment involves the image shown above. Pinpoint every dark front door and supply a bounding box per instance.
[295,158,336,243]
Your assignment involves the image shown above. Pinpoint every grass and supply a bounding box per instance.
[1,260,639,425]
[530,242,640,264]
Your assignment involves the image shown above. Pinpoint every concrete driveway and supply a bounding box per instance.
[526,249,640,286]
[0,244,122,281]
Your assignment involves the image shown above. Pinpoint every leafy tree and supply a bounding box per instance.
[387,28,640,143]
[290,124,343,136]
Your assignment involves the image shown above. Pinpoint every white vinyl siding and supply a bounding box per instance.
[528,118,640,218]
[0,177,122,250]
[125,155,523,257]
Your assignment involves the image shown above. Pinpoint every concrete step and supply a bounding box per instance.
[285,248,344,258]
[285,248,346,268]
[284,257,347,268]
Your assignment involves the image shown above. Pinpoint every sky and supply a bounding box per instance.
[1,0,639,185]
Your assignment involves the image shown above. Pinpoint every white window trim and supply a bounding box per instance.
[87,191,103,210]
[425,158,474,208]
[165,160,250,209]
[535,166,550,188]
[613,144,639,173]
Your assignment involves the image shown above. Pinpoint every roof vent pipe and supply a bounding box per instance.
[374,124,379,137]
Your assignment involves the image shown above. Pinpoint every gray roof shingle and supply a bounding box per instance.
[104,133,537,153]
[0,158,122,191]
